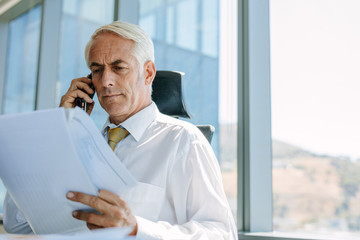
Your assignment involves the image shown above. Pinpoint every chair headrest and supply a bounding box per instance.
[151,71,191,119]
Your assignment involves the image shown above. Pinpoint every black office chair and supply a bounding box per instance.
[151,70,215,144]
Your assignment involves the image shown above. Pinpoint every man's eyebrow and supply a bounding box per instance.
[111,59,127,65]
[89,62,102,68]
[89,60,128,68]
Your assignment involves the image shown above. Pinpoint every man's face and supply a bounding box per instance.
[88,32,152,124]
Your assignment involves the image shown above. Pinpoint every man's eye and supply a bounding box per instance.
[114,66,125,71]
[92,69,101,74]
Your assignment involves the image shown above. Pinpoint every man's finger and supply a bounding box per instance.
[87,222,102,230]
[69,77,93,91]
[59,89,94,108]
[67,191,127,218]
[71,81,95,95]
[73,210,107,226]
[73,209,126,228]
[98,190,135,223]
[98,189,127,207]
[67,191,108,213]
[68,90,94,103]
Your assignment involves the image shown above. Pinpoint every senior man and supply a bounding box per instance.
[3,21,237,239]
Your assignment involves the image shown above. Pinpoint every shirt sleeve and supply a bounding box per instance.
[3,192,33,234]
[135,131,238,240]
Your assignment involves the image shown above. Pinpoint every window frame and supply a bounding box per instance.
[35,0,62,110]
[0,21,8,114]
[115,0,139,24]
[237,0,272,233]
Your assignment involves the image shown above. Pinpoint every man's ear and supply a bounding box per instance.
[143,60,156,86]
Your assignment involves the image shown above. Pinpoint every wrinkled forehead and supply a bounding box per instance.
[89,32,137,64]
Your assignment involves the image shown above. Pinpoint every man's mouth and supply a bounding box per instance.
[103,93,122,98]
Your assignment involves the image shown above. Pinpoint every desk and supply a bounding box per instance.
[0,228,134,239]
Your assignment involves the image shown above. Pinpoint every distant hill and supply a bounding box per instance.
[272,139,360,233]
[272,139,316,159]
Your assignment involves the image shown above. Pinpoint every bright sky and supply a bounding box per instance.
[270,0,360,160]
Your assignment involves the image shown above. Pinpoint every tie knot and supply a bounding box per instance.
[108,127,129,151]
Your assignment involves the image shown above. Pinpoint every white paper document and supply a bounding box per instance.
[0,108,137,234]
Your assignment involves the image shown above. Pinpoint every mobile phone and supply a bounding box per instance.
[74,73,95,112]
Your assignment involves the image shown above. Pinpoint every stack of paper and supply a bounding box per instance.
[0,108,136,234]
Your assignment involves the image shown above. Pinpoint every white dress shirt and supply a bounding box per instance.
[3,102,237,239]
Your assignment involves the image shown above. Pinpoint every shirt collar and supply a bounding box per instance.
[101,102,159,142]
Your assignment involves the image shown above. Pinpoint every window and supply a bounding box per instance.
[0,4,42,214]
[139,0,238,220]
[3,5,41,114]
[271,0,360,236]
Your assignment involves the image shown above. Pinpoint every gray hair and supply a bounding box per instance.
[84,21,155,72]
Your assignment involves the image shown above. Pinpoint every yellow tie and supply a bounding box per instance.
[108,127,129,151]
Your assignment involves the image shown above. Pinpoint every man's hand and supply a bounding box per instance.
[66,189,137,236]
[59,76,95,115]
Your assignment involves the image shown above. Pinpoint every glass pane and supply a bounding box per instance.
[0,4,42,214]
[201,0,218,57]
[176,0,197,51]
[271,0,360,236]
[3,5,41,114]
[139,0,238,221]
[57,0,114,129]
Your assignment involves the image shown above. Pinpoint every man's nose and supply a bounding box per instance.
[101,68,116,87]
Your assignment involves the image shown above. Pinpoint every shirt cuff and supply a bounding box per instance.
[135,216,165,240]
